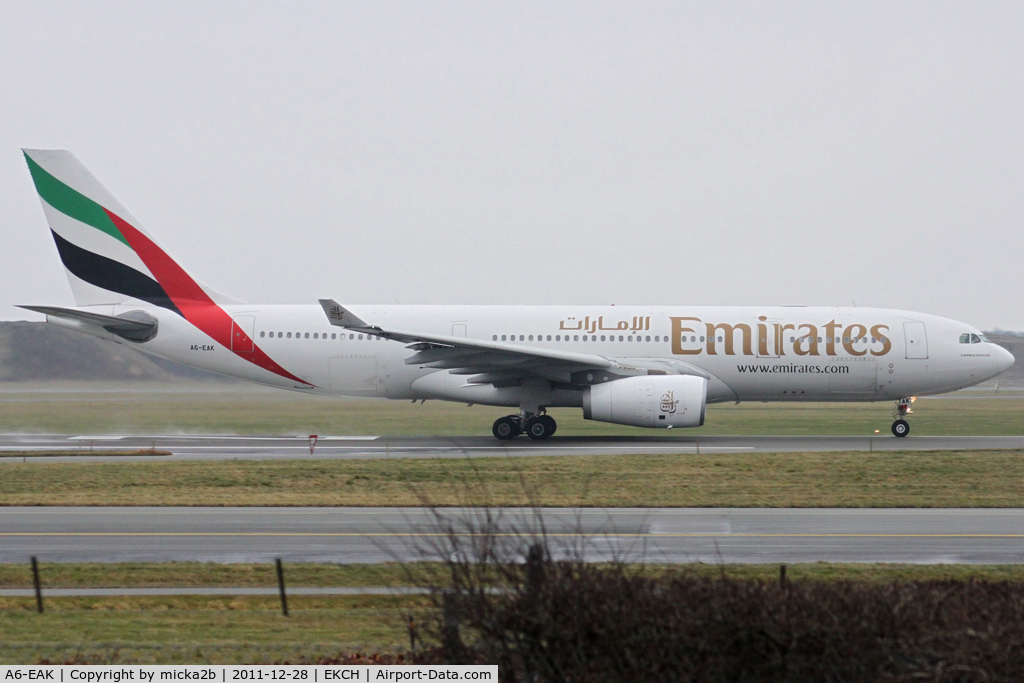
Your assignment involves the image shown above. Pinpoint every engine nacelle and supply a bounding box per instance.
[583,375,707,428]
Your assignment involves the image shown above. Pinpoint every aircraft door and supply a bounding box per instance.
[903,322,929,359]
[231,315,255,353]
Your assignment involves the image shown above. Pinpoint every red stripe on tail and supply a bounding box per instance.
[104,209,312,386]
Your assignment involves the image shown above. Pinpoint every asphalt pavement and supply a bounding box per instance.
[2,507,1023,564]
[2,433,1024,462]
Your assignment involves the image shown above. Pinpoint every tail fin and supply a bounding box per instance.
[22,149,239,311]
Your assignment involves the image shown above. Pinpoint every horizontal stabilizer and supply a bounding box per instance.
[18,305,158,342]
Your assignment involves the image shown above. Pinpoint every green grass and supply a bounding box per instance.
[0,562,432,589]
[0,384,1022,436]
[3,450,1024,507]
[6,562,1024,664]
[5,561,1024,590]
[0,594,427,664]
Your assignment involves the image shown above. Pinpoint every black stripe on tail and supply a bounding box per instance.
[50,230,182,316]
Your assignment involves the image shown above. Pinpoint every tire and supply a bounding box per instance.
[526,417,552,440]
[493,416,520,440]
[539,414,557,436]
[892,419,910,437]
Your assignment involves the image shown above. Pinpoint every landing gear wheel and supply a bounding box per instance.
[892,419,910,437]
[492,416,520,440]
[539,414,557,436]
[526,416,554,440]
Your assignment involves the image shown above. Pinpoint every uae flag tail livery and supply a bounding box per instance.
[21,149,307,386]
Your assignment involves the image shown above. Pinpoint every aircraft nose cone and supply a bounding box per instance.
[995,344,1015,372]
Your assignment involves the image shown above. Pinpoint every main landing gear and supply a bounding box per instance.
[891,397,915,437]
[492,413,557,441]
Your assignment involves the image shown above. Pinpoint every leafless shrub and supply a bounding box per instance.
[414,508,1024,682]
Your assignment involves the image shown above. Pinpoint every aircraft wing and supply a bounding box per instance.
[319,299,623,386]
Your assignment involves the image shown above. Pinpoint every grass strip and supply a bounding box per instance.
[0,594,427,664]
[6,564,1024,664]
[4,561,1024,589]
[2,450,1024,507]
[0,390,1022,436]
[0,562,433,588]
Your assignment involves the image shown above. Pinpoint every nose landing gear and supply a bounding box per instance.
[492,412,557,440]
[891,397,915,437]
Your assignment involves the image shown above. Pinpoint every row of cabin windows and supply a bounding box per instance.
[959,333,989,344]
[493,334,666,343]
[259,331,384,341]
[789,336,888,344]
[488,334,890,345]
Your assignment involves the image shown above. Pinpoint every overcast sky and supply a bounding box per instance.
[2,1,1022,329]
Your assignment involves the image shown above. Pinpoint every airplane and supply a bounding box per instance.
[16,149,1016,440]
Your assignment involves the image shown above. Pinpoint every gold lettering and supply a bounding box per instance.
[823,320,841,356]
[780,324,795,356]
[671,317,702,355]
[870,324,892,357]
[794,324,820,356]
[757,316,769,356]
[843,324,868,356]
[705,322,752,356]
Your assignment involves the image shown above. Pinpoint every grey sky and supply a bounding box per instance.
[2,2,1022,329]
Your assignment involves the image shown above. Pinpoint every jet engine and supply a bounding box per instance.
[583,375,707,428]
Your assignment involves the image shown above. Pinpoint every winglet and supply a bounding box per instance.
[318,299,371,328]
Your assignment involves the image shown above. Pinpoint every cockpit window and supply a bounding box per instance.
[978,333,990,343]
[959,333,970,344]
[970,334,982,344]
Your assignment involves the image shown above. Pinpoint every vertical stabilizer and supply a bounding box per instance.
[23,149,239,309]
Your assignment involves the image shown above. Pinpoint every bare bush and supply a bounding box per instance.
[414,508,1024,682]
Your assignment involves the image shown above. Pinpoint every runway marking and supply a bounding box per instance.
[3,532,1023,538]
[2,446,761,450]
[66,436,380,441]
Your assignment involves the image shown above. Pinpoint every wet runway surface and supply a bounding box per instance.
[3,507,1023,564]
[2,433,1024,462]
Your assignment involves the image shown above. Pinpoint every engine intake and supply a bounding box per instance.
[583,375,707,428]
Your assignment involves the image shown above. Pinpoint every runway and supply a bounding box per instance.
[2,507,1023,565]
[2,433,1024,462]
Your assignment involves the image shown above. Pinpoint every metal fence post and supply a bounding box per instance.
[276,558,289,617]
[31,556,43,614]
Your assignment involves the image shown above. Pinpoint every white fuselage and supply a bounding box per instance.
[51,304,1014,408]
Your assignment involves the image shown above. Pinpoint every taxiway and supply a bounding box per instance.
[2,433,1024,462]
[2,507,1023,564]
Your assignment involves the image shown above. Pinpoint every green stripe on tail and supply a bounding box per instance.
[23,152,130,247]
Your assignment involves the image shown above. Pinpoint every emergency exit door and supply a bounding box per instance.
[231,315,255,353]
[903,321,928,359]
